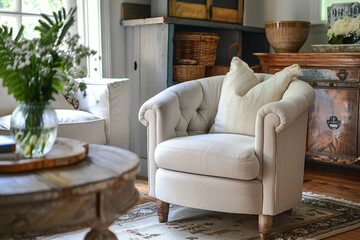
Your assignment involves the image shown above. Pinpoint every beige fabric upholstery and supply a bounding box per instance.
[211,57,300,136]
[56,109,106,144]
[0,78,130,149]
[156,168,263,214]
[139,76,223,195]
[139,73,315,216]
[155,133,259,180]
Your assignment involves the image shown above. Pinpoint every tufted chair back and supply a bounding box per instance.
[139,74,274,139]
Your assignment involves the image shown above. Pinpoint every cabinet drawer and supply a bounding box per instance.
[298,68,358,82]
[269,67,359,82]
[306,88,358,159]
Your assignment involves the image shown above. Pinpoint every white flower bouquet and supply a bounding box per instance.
[327,16,360,44]
[0,8,96,157]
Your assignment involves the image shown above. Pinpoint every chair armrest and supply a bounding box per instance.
[256,80,315,133]
[77,78,130,149]
[255,79,315,215]
[0,79,17,116]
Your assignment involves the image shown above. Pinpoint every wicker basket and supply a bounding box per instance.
[173,65,206,82]
[174,32,220,66]
[206,43,241,77]
[206,64,263,77]
[206,65,230,77]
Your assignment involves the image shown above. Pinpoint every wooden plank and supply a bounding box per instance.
[211,7,238,23]
[206,0,212,20]
[0,138,88,173]
[0,194,97,234]
[88,145,139,175]
[138,24,169,157]
[237,0,243,24]
[127,25,144,160]
[0,174,54,196]
[167,23,175,87]
[0,145,139,201]
[254,52,360,68]
[303,162,360,202]
[121,3,150,20]
[121,16,265,33]
[171,1,207,20]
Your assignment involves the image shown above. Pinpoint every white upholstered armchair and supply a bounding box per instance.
[139,70,315,239]
[0,78,130,149]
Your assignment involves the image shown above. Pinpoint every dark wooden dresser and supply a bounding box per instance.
[254,52,360,168]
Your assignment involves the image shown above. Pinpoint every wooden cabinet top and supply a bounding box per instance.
[121,16,265,33]
[253,52,360,68]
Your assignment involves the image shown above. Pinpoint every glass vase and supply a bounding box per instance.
[10,102,58,158]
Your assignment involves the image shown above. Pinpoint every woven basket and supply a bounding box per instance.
[206,65,230,77]
[174,32,220,66]
[206,43,241,77]
[173,65,206,82]
[206,64,263,77]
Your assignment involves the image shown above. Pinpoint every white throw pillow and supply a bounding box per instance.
[211,57,300,136]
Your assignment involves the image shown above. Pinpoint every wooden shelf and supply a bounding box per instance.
[121,16,265,33]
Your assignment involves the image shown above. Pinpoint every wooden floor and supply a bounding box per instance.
[135,161,360,239]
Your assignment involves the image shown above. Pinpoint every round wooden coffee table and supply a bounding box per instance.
[0,144,140,239]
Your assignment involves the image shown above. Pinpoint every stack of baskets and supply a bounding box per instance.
[173,32,220,82]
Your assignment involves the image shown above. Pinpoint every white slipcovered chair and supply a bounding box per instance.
[0,78,130,149]
[139,73,315,239]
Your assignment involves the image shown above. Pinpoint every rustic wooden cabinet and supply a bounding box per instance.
[151,0,244,24]
[254,52,360,168]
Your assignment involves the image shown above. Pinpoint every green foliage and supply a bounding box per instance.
[328,34,360,44]
[0,7,96,103]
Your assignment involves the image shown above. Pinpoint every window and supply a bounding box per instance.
[321,0,357,22]
[0,0,71,39]
[0,0,102,78]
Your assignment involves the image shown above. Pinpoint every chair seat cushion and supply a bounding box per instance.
[0,109,106,145]
[154,133,259,180]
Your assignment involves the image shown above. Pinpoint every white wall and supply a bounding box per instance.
[243,0,328,52]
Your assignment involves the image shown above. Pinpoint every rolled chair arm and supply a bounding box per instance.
[139,88,181,143]
[255,79,315,215]
[77,78,130,149]
[256,80,315,133]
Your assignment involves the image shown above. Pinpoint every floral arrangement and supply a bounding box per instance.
[327,15,360,44]
[0,8,96,157]
[0,7,96,104]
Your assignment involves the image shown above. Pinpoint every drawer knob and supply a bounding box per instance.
[327,82,337,87]
[336,69,348,81]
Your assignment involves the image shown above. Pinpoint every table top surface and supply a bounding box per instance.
[0,144,140,202]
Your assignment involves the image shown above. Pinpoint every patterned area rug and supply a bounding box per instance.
[38,192,360,240]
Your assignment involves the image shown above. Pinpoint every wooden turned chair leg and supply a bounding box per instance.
[259,214,273,240]
[157,199,169,223]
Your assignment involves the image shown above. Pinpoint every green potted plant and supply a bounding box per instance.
[0,8,96,158]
